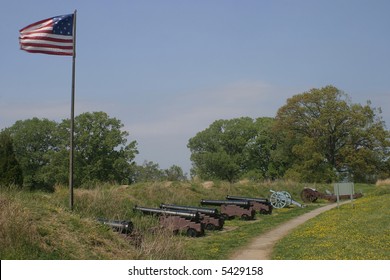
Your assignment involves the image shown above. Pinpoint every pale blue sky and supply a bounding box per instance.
[1,0,389,174]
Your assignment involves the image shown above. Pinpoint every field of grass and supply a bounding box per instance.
[272,184,390,259]
[0,180,386,260]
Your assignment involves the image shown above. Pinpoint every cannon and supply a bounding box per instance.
[200,199,256,220]
[300,187,363,203]
[160,204,219,217]
[269,190,304,208]
[160,204,224,230]
[133,206,204,237]
[226,195,273,214]
[97,218,133,235]
[134,205,201,220]
[300,188,326,202]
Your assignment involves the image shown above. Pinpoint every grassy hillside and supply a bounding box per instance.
[272,183,390,260]
[0,180,384,259]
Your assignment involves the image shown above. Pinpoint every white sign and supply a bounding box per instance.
[334,182,355,207]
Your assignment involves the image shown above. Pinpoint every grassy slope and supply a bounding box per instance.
[0,189,138,259]
[272,185,390,259]
[0,181,385,260]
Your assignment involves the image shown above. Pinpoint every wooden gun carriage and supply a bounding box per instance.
[133,206,204,237]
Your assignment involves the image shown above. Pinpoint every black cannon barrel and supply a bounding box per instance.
[97,218,133,234]
[226,195,270,204]
[160,204,219,216]
[134,206,200,221]
[200,199,250,207]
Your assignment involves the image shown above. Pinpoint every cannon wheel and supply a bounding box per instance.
[205,223,216,230]
[221,213,231,220]
[240,214,250,220]
[260,209,272,215]
[281,191,292,206]
[270,191,287,208]
[300,189,318,203]
[186,228,198,237]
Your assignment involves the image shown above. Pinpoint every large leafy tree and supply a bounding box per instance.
[58,111,138,185]
[273,85,389,182]
[188,117,275,182]
[243,117,276,180]
[5,112,139,188]
[5,118,60,190]
[0,131,23,187]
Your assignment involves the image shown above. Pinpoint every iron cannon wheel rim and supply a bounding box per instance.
[221,213,230,220]
[186,228,198,237]
[205,223,216,230]
[241,214,250,220]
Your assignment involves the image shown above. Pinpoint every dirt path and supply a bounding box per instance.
[230,202,349,260]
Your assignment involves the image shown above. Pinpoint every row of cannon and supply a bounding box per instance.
[98,195,273,238]
[97,188,362,238]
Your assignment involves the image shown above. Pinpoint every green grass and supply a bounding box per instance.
[184,205,319,259]
[0,189,139,259]
[272,185,390,260]
[0,181,385,260]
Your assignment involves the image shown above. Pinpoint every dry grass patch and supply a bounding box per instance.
[376,178,390,186]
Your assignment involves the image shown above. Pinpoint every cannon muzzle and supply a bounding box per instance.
[97,218,133,234]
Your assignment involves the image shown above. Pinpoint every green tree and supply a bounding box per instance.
[58,111,138,185]
[273,85,390,182]
[242,117,276,180]
[131,160,165,182]
[164,165,187,181]
[188,117,275,182]
[5,118,59,190]
[5,112,139,188]
[0,131,23,187]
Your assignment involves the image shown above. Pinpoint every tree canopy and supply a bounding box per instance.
[273,85,389,182]
[188,117,275,182]
[68,111,138,185]
[131,161,187,183]
[4,112,138,189]
[2,86,389,187]
[0,131,23,187]
[188,86,389,183]
[5,118,60,190]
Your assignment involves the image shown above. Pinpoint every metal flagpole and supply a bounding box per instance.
[69,10,77,210]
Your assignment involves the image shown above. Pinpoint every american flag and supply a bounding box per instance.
[19,14,74,56]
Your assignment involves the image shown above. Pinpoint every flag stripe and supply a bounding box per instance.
[20,33,73,42]
[19,18,53,33]
[19,14,74,56]
[21,28,53,35]
[20,37,73,45]
[21,42,73,49]
[20,26,53,35]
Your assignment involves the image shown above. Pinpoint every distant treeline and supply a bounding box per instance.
[0,112,185,191]
[1,85,389,190]
[188,86,389,183]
